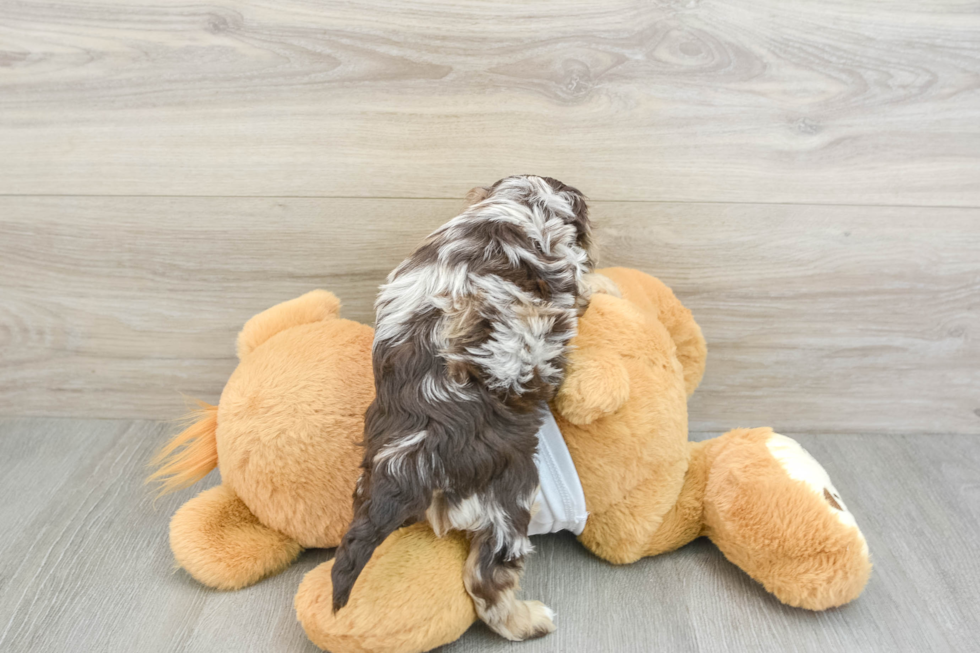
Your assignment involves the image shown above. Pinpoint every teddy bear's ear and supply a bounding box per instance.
[553,348,630,426]
[236,290,341,360]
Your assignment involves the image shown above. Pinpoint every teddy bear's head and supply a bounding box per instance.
[217,291,375,548]
[552,269,701,557]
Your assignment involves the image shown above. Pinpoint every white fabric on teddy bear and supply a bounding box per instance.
[529,406,589,536]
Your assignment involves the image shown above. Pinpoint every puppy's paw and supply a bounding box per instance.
[496,600,555,641]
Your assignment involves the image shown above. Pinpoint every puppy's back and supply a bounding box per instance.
[331,175,594,617]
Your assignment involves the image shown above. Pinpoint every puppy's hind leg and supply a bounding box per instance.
[462,505,555,640]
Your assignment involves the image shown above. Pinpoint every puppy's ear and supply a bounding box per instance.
[564,190,593,258]
[566,190,588,223]
[465,186,491,205]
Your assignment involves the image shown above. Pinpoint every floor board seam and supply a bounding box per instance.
[2,193,979,211]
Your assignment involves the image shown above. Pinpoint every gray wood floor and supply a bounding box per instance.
[1,417,976,652]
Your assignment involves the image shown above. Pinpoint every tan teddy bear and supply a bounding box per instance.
[151,267,871,653]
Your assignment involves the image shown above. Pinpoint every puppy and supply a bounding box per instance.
[331,175,599,640]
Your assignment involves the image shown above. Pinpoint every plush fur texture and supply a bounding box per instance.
[701,428,871,610]
[153,268,871,653]
[332,175,595,640]
[170,484,302,590]
[153,289,375,554]
[296,524,475,653]
[147,402,218,495]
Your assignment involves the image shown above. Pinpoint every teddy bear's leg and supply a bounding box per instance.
[296,523,476,653]
[169,484,302,590]
[699,428,871,610]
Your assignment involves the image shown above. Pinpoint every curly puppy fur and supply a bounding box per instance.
[331,175,597,640]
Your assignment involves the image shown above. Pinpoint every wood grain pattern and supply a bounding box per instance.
[600,202,980,436]
[0,418,331,653]
[1,418,977,652]
[1,0,979,204]
[2,196,978,435]
[0,195,462,421]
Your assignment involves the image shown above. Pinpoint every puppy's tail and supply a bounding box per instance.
[331,471,429,612]
[146,401,219,496]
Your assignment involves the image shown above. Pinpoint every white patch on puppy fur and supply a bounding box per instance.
[463,545,556,641]
[374,430,428,478]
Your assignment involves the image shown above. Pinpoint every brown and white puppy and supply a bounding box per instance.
[331,175,600,640]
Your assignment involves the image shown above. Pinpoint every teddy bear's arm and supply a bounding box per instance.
[553,347,630,425]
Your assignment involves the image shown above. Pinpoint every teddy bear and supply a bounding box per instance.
[151,267,871,653]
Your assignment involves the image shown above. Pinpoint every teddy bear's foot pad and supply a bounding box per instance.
[703,428,872,611]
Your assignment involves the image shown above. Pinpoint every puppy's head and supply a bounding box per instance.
[468,175,593,257]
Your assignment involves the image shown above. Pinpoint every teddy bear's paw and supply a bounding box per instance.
[765,432,868,557]
[582,272,622,298]
[485,599,556,641]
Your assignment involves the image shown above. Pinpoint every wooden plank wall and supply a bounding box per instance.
[1,0,978,435]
